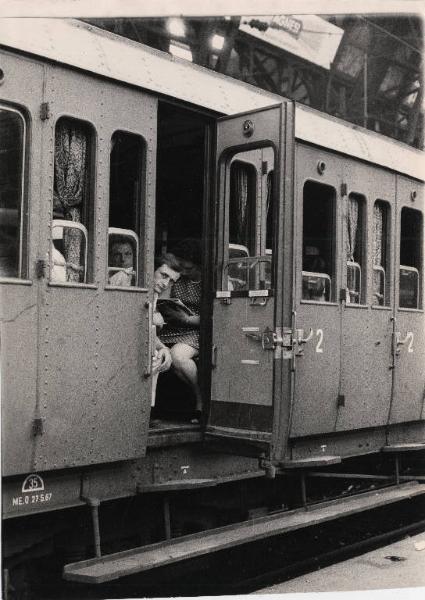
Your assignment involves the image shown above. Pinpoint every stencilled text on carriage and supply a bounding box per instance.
[12,474,53,506]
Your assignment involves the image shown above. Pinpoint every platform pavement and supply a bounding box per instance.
[255,532,425,596]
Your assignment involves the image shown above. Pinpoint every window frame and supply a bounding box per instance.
[107,129,147,289]
[52,115,96,285]
[218,145,276,297]
[398,206,423,310]
[345,191,367,306]
[0,104,28,282]
[301,179,337,304]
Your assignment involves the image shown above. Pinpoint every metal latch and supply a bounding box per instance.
[40,102,51,121]
[243,326,294,359]
[263,327,294,359]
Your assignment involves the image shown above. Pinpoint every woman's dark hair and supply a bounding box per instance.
[154,252,182,272]
[171,238,202,266]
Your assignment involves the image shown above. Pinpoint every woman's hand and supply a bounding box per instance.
[155,347,172,372]
[153,311,165,328]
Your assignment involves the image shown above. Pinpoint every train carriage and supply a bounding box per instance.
[0,17,424,592]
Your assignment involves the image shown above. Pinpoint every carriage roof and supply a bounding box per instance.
[0,17,423,181]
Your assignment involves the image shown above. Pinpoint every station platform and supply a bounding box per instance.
[256,531,425,595]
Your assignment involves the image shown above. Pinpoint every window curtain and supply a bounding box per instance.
[230,164,249,248]
[372,203,384,304]
[53,120,88,281]
[373,203,384,266]
[345,195,359,262]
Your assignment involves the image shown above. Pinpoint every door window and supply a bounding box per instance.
[399,207,422,309]
[224,147,275,293]
[302,181,335,302]
[0,106,27,279]
[107,131,145,287]
[51,117,94,283]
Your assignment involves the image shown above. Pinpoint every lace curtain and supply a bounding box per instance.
[53,120,88,281]
[345,195,359,262]
[230,164,250,249]
[373,203,384,266]
[372,203,385,304]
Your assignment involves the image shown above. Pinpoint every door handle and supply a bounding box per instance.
[295,327,313,357]
[395,332,410,356]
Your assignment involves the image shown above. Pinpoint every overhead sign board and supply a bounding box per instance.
[240,14,344,70]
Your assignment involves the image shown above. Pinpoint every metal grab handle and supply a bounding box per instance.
[395,332,409,356]
[296,327,313,344]
[295,327,313,357]
[144,301,154,378]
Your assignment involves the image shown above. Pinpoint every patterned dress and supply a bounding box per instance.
[159,277,201,350]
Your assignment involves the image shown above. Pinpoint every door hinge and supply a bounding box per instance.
[35,258,47,279]
[261,160,268,175]
[341,183,347,197]
[32,417,44,437]
[40,102,51,121]
[211,344,217,368]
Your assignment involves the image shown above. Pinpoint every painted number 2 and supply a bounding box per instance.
[315,329,324,353]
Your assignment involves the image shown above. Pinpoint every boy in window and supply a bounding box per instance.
[108,238,135,286]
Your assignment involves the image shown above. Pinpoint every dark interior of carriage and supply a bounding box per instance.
[152,102,211,426]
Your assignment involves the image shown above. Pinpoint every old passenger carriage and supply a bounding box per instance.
[0,18,424,592]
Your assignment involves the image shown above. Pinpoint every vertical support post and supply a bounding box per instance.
[83,497,102,558]
[363,51,368,128]
[163,495,171,540]
[300,471,308,509]
[394,454,400,486]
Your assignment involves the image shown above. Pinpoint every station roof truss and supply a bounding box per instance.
[90,14,424,150]
[0,17,422,181]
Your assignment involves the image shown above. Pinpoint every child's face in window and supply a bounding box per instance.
[111,242,134,268]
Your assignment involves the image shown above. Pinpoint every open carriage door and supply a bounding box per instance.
[207,103,295,462]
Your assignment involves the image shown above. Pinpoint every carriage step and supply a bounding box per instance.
[63,482,425,584]
[137,478,217,492]
[281,455,341,469]
[382,443,425,453]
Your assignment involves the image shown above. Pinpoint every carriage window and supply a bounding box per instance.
[0,107,26,279]
[108,131,144,287]
[302,181,335,302]
[225,148,274,292]
[345,193,366,304]
[52,117,94,283]
[372,200,390,306]
[399,207,422,309]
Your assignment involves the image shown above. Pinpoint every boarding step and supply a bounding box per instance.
[138,479,218,492]
[281,455,341,469]
[63,482,425,584]
[382,442,425,453]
